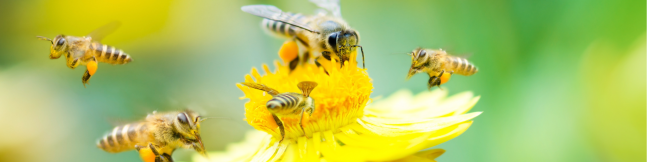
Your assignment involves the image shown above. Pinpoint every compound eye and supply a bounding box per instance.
[177,113,189,125]
[55,38,65,49]
[327,33,338,49]
[418,49,427,58]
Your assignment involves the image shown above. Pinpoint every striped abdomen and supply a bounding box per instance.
[444,56,478,76]
[90,42,132,65]
[262,13,310,38]
[266,93,303,115]
[97,122,151,153]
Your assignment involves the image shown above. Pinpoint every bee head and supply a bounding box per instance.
[37,35,67,59]
[174,110,207,157]
[407,48,429,79]
[411,48,431,66]
[327,29,359,61]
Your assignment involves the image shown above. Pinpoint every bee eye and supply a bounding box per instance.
[57,38,65,45]
[54,38,65,50]
[418,50,427,57]
[177,113,189,125]
[328,33,338,49]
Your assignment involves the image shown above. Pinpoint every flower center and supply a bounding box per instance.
[238,61,373,139]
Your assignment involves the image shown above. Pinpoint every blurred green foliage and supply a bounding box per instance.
[0,0,644,162]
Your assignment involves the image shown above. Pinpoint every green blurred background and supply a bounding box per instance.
[0,0,644,161]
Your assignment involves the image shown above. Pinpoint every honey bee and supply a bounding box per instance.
[407,48,478,89]
[37,22,132,87]
[242,0,365,71]
[239,81,318,139]
[97,110,207,162]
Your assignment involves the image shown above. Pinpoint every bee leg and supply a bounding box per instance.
[68,58,80,69]
[437,70,446,90]
[82,70,92,88]
[428,76,441,90]
[301,51,311,64]
[135,144,144,151]
[146,143,170,162]
[314,56,330,75]
[135,144,166,162]
[271,114,285,141]
[82,57,98,88]
[161,153,173,162]
[307,102,315,116]
[298,108,306,135]
[289,56,299,72]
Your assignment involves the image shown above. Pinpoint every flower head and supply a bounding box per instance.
[237,60,372,139]
[195,57,481,161]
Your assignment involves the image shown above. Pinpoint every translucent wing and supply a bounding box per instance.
[297,81,318,97]
[86,21,121,42]
[240,82,281,96]
[310,0,342,17]
[241,5,320,34]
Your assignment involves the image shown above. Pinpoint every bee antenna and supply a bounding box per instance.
[36,36,52,43]
[198,116,231,123]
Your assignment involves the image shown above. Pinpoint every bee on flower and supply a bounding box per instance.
[239,81,318,139]
[242,0,365,72]
[193,55,481,161]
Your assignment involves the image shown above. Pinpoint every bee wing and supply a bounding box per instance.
[240,82,281,96]
[86,21,121,42]
[310,0,342,17]
[241,5,320,34]
[297,81,318,97]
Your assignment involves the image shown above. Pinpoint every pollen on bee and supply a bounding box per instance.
[440,72,451,85]
[137,147,156,162]
[278,40,298,64]
[87,60,98,76]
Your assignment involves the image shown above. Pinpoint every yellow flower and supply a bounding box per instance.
[194,60,481,162]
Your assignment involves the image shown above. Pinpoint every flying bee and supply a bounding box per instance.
[239,81,318,139]
[242,0,365,72]
[407,48,478,89]
[37,22,132,87]
[97,110,207,162]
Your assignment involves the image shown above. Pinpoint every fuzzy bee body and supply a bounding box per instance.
[97,110,207,162]
[408,48,478,89]
[37,22,132,87]
[240,81,318,139]
[267,92,315,116]
[89,42,132,65]
[441,55,478,76]
[242,0,365,71]
[98,122,152,153]
[54,36,133,68]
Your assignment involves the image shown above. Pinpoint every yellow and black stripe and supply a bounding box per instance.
[97,123,148,153]
[90,42,132,65]
[267,93,300,111]
[262,13,311,42]
[445,56,478,76]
